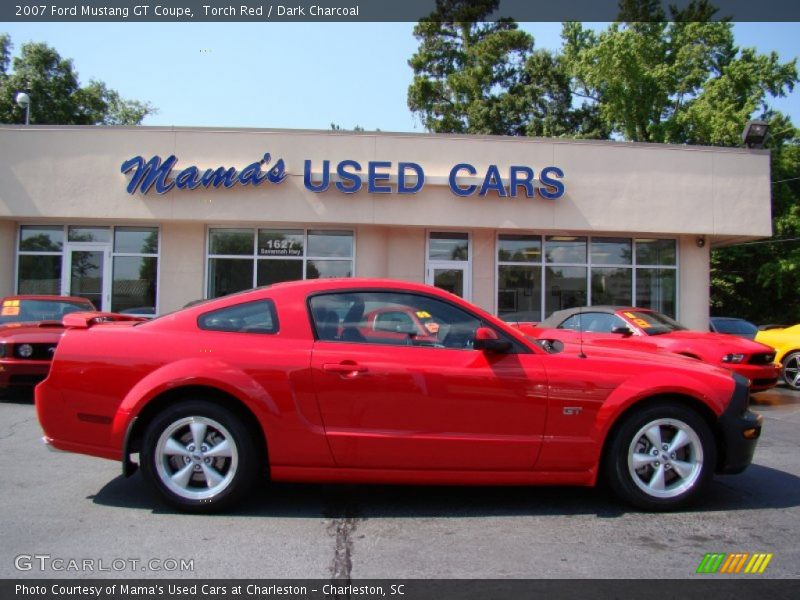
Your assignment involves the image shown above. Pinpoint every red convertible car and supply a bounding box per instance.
[37,280,762,512]
[528,307,780,391]
[0,295,95,393]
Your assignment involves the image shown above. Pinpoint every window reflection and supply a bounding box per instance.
[429,232,468,261]
[545,236,587,263]
[19,226,63,252]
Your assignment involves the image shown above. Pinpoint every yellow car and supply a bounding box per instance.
[756,325,800,391]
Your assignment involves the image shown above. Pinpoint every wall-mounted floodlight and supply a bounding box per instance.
[742,120,768,149]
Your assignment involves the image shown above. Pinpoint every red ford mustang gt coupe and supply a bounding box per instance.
[0,295,95,393]
[526,307,780,391]
[37,280,762,512]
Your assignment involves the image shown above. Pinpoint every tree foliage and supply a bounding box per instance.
[562,3,796,144]
[406,0,603,137]
[711,120,800,324]
[0,34,155,125]
[407,0,800,322]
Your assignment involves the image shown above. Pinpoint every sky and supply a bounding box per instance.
[1,21,798,133]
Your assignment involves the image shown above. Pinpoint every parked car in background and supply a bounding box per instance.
[529,306,780,391]
[754,324,800,391]
[37,279,762,513]
[709,317,758,340]
[0,295,95,393]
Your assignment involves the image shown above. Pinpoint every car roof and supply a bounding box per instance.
[710,317,750,322]
[538,305,643,328]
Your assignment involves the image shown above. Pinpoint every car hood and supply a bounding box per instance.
[0,322,65,342]
[533,336,731,377]
[652,330,774,353]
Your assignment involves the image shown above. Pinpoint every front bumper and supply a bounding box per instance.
[0,359,50,389]
[729,362,780,391]
[717,374,763,474]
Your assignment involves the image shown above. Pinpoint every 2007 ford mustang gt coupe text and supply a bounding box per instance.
[36,279,762,512]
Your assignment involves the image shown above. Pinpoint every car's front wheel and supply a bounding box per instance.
[781,351,800,390]
[604,402,715,511]
[140,400,260,512]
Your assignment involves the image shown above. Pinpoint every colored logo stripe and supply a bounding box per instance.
[697,553,773,574]
[745,553,773,574]
[697,553,726,573]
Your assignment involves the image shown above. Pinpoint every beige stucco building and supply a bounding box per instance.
[0,125,772,329]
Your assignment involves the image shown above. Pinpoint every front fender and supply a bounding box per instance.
[592,370,734,447]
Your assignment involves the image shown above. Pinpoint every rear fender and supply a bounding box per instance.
[109,358,280,450]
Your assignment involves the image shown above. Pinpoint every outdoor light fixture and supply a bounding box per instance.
[696,236,706,248]
[15,91,30,125]
[742,120,769,148]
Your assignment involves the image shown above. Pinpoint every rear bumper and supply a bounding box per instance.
[717,374,763,474]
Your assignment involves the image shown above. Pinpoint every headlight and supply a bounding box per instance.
[17,343,33,358]
[722,353,745,364]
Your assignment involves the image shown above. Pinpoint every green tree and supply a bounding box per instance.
[0,34,155,125]
[711,119,800,324]
[407,0,540,135]
[561,2,797,144]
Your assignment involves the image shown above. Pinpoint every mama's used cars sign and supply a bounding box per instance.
[120,153,565,199]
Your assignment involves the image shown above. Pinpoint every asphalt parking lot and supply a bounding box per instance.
[1,386,799,580]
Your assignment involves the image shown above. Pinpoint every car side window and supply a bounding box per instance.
[309,292,482,349]
[559,312,626,333]
[198,300,278,333]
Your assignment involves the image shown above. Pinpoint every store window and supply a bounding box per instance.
[496,235,678,320]
[17,226,64,295]
[17,225,160,316]
[545,237,588,315]
[497,235,542,322]
[207,228,354,299]
[111,227,159,315]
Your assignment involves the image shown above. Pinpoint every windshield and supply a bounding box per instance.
[0,298,94,325]
[712,318,757,336]
[622,310,687,336]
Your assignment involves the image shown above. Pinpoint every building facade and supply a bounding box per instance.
[0,126,772,329]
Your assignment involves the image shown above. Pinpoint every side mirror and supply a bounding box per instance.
[474,327,512,353]
[611,326,633,337]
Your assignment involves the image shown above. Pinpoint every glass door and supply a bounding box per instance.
[63,243,111,311]
[426,262,471,299]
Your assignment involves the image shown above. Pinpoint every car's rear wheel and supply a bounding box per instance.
[781,351,800,390]
[604,402,715,511]
[141,400,259,512]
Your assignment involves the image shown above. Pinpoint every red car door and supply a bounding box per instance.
[309,291,548,471]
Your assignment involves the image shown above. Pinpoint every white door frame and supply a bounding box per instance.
[62,242,112,311]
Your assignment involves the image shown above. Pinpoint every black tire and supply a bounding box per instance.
[781,351,800,391]
[603,402,716,511]
[140,400,260,512]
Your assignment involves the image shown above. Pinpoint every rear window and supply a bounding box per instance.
[198,300,278,334]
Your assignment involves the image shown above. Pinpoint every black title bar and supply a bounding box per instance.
[4,579,800,600]
[3,0,800,22]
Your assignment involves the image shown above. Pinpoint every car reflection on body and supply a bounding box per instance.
[528,306,780,392]
[37,280,762,513]
[0,295,95,393]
